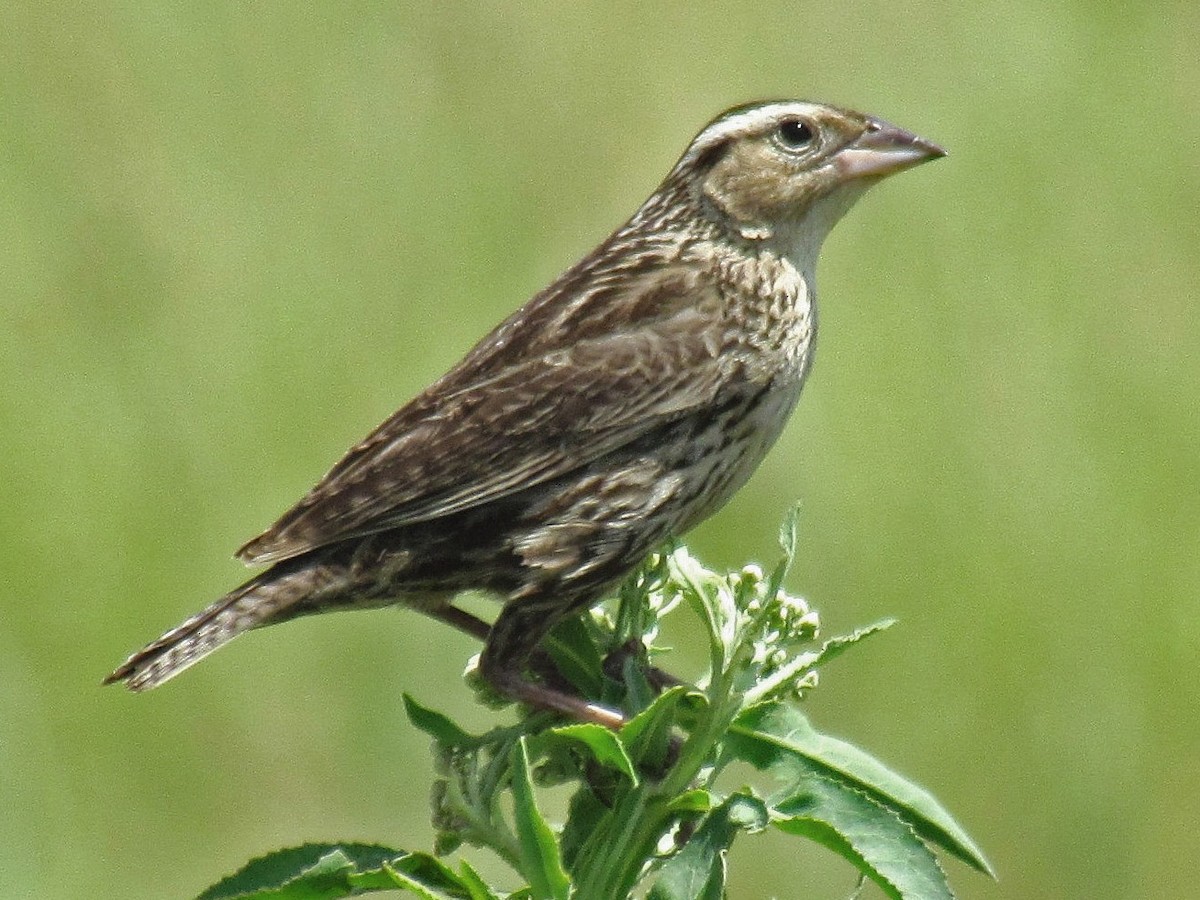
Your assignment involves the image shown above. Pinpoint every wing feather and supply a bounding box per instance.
[237,261,740,565]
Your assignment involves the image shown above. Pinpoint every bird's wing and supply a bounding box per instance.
[237,279,744,566]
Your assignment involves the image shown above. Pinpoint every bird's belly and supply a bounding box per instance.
[670,373,806,534]
[510,371,805,590]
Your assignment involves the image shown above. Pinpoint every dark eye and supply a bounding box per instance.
[776,118,815,150]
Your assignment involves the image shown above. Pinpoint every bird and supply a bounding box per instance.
[105,100,944,728]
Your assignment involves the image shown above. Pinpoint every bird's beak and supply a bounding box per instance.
[836,118,946,180]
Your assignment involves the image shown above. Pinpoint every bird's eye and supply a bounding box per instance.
[776,118,815,150]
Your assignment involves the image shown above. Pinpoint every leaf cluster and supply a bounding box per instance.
[197,513,992,899]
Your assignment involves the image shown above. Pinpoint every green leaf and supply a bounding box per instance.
[778,504,801,561]
[666,789,713,815]
[196,843,407,900]
[764,504,801,601]
[385,853,478,899]
[455,861,503,900]
[558,786,611,872]
[647,793,768,900]
[545,723,638,785]
[619,685,693,770]
[808,619,896,670]
[382,868,457,900]
[774,774,953,900]
[544,616,606,697]
[742,620,896,708]
[729,703,994,877]
[615,647,659,715]
[666,549,729,674]
[613,551,670,646]
[510,738,571,900]
[403,694,478,748]
[384,859,463,900]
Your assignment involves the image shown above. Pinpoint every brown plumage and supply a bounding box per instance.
[105,101,944,726]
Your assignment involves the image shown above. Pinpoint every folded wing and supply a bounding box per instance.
[237,272,740,566]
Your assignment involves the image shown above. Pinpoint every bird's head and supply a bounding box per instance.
[667,100,945,270]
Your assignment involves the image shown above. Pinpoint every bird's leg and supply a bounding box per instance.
[427,604,491,641]
[481,598,627,730]
[424,603,570,689]
[479,602,689,780]
[435,606,680,719]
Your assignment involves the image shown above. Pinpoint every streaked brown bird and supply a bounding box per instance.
[106,101,944,727]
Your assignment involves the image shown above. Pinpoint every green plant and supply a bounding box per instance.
[197,513,992,899]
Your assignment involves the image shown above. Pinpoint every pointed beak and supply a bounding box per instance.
[835,118,946,180]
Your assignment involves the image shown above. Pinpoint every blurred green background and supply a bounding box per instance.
[3,2,1196,897]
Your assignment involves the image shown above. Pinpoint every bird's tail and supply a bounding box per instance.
[104,561,331,692]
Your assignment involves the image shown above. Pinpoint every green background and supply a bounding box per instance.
[3,2,1196,897]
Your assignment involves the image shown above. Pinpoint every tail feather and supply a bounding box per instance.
[104,562,333,691]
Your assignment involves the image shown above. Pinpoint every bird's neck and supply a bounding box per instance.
[772,180,874,281]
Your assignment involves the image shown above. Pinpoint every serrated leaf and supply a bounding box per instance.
[744,620,897,707]
[809,619,896,669]
[545,723,638,785]
[558,786,610,872]
[758,505,799,605]
[778,504,801,560]
[382,862,461,900]
[510,738,571,900]
[774,774,953,900]
[647,793,768,900]
[619,685,692,770]
[544,616,606,696]
[403,694,478,748]
[196,843,407,900]
[615,647,659,714]
[666,549,730,672]
[385,853,475,898]
[382,870,456,900]
[729,703,994,877]
[455,861,503,900]
[666,789,714,815]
